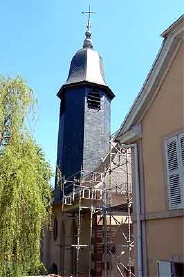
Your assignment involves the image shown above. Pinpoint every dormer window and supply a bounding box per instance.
[87,90,101,110]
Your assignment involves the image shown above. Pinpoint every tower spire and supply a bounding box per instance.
[82,6,96,48]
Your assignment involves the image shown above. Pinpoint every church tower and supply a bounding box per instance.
[54,25,115,203]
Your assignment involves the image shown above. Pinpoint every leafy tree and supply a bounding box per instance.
[0,76,52,276]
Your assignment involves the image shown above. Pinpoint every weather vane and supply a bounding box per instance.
[82,5,96,31]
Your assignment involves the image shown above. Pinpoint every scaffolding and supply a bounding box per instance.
[57,144,135,277]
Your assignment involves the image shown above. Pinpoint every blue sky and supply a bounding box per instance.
[0,0,182,180]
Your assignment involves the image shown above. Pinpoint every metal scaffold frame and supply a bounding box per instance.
[58,144,135,277]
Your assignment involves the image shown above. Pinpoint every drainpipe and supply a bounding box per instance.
[133,143,143,277]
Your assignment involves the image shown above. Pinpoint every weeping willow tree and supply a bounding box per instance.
[0,76,52,276]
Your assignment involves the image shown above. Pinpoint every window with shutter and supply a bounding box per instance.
[179,133,184,204]
[157,261,172,276]
[165,132,184,210]
[179,133,184,168]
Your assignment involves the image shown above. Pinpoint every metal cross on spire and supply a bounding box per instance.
[82,5,96,31]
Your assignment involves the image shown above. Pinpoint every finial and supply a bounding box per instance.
[82,6,96,48]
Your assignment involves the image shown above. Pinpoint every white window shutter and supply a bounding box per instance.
[157,261,172,277]
[178,133,184,204]
[178,133,184,168]
[165,136,182,209]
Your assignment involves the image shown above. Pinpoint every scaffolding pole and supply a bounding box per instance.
[102,171,108,277]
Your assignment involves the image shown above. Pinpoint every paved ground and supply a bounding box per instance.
[29,275,88,277]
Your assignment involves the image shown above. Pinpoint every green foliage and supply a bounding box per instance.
[0,76,52,276]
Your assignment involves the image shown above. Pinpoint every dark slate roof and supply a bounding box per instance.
[65,47,107,86]
[57,30,115,100]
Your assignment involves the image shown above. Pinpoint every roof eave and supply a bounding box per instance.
[57,81,115,100]
[116,123,142,144]
[161,14,184,38]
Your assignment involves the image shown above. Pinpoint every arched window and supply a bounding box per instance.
[53,217,58,241]
[60,221,65,270]
[51,263,58,274]
[71,220,77,274]
[87,90,101,110]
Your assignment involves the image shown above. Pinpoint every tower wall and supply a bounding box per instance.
[83,87,111,174]
[55,85,111,202]
[55,87,85,200]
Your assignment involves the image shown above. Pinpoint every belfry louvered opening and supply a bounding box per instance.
[87,90,101,110]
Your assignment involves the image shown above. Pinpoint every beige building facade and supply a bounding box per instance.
[116,16,184,277]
